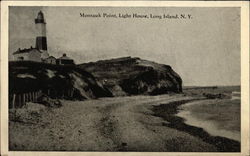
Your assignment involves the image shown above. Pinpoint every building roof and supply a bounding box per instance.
[37,11,44,19]
[13,47,42,55]
[46,56,56,59]
[57,54,73,60]
[35,11,46,24]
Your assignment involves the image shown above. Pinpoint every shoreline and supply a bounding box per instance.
[151,99,240,152]
[177,100,240,142]
[9,95,241,152]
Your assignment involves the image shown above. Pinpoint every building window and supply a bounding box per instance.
[61,59,74,65]
[17,56,24,61]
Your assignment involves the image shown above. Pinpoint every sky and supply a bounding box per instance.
[9,6,240,86]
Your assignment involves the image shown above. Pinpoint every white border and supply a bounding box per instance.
[1,1,249,156]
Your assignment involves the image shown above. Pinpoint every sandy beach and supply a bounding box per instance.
[9,94,240,152]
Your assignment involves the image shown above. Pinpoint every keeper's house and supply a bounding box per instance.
[13,47,42,62]
[44,56,57,64]
[56,54,75,65]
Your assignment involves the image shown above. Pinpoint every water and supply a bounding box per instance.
[231,91,241,100]
[177,101,240,142]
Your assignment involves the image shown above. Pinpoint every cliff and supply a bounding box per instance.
[9,61,113,100]
[78,57,182,96]
[9,57,182,101]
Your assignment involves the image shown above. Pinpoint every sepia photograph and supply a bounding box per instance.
[1,1,249,156]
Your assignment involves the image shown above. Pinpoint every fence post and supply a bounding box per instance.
[19,94,21,108]
[35,92,37,102]
[30,92,32,102]
[32,92,35,102]
[23,93,25,107]
[25,93,27,103]
[16,94,18,108]
[16,94,20,108]
[29,92,32,101]
[34,92,36,102]
[12,94,16,109]
[71,88,74,97]
[28,92,30,102]
[27,92,29,102]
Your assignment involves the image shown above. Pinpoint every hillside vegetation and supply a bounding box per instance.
[9,61,113,100]
[78,57,182,96]
[9,57,182,101]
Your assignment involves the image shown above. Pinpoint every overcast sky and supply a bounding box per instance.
[9,6,240,86]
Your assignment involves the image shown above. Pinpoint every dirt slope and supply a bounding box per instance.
[9,61,112,100]
[78,57,182,96]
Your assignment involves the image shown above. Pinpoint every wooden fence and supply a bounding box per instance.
[46,88,76,99]
[10,90,42,109]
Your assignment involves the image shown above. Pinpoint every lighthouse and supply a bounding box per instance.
[35,11,49,59]
[13,10,74,64]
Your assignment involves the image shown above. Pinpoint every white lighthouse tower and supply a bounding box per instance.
[35,11,49,59]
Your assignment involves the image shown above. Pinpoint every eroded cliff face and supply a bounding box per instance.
[9,57,182,101]
[9,61,113,100]
[79,57,182,96]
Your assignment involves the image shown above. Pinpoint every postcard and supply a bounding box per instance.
[1,1,249,156]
